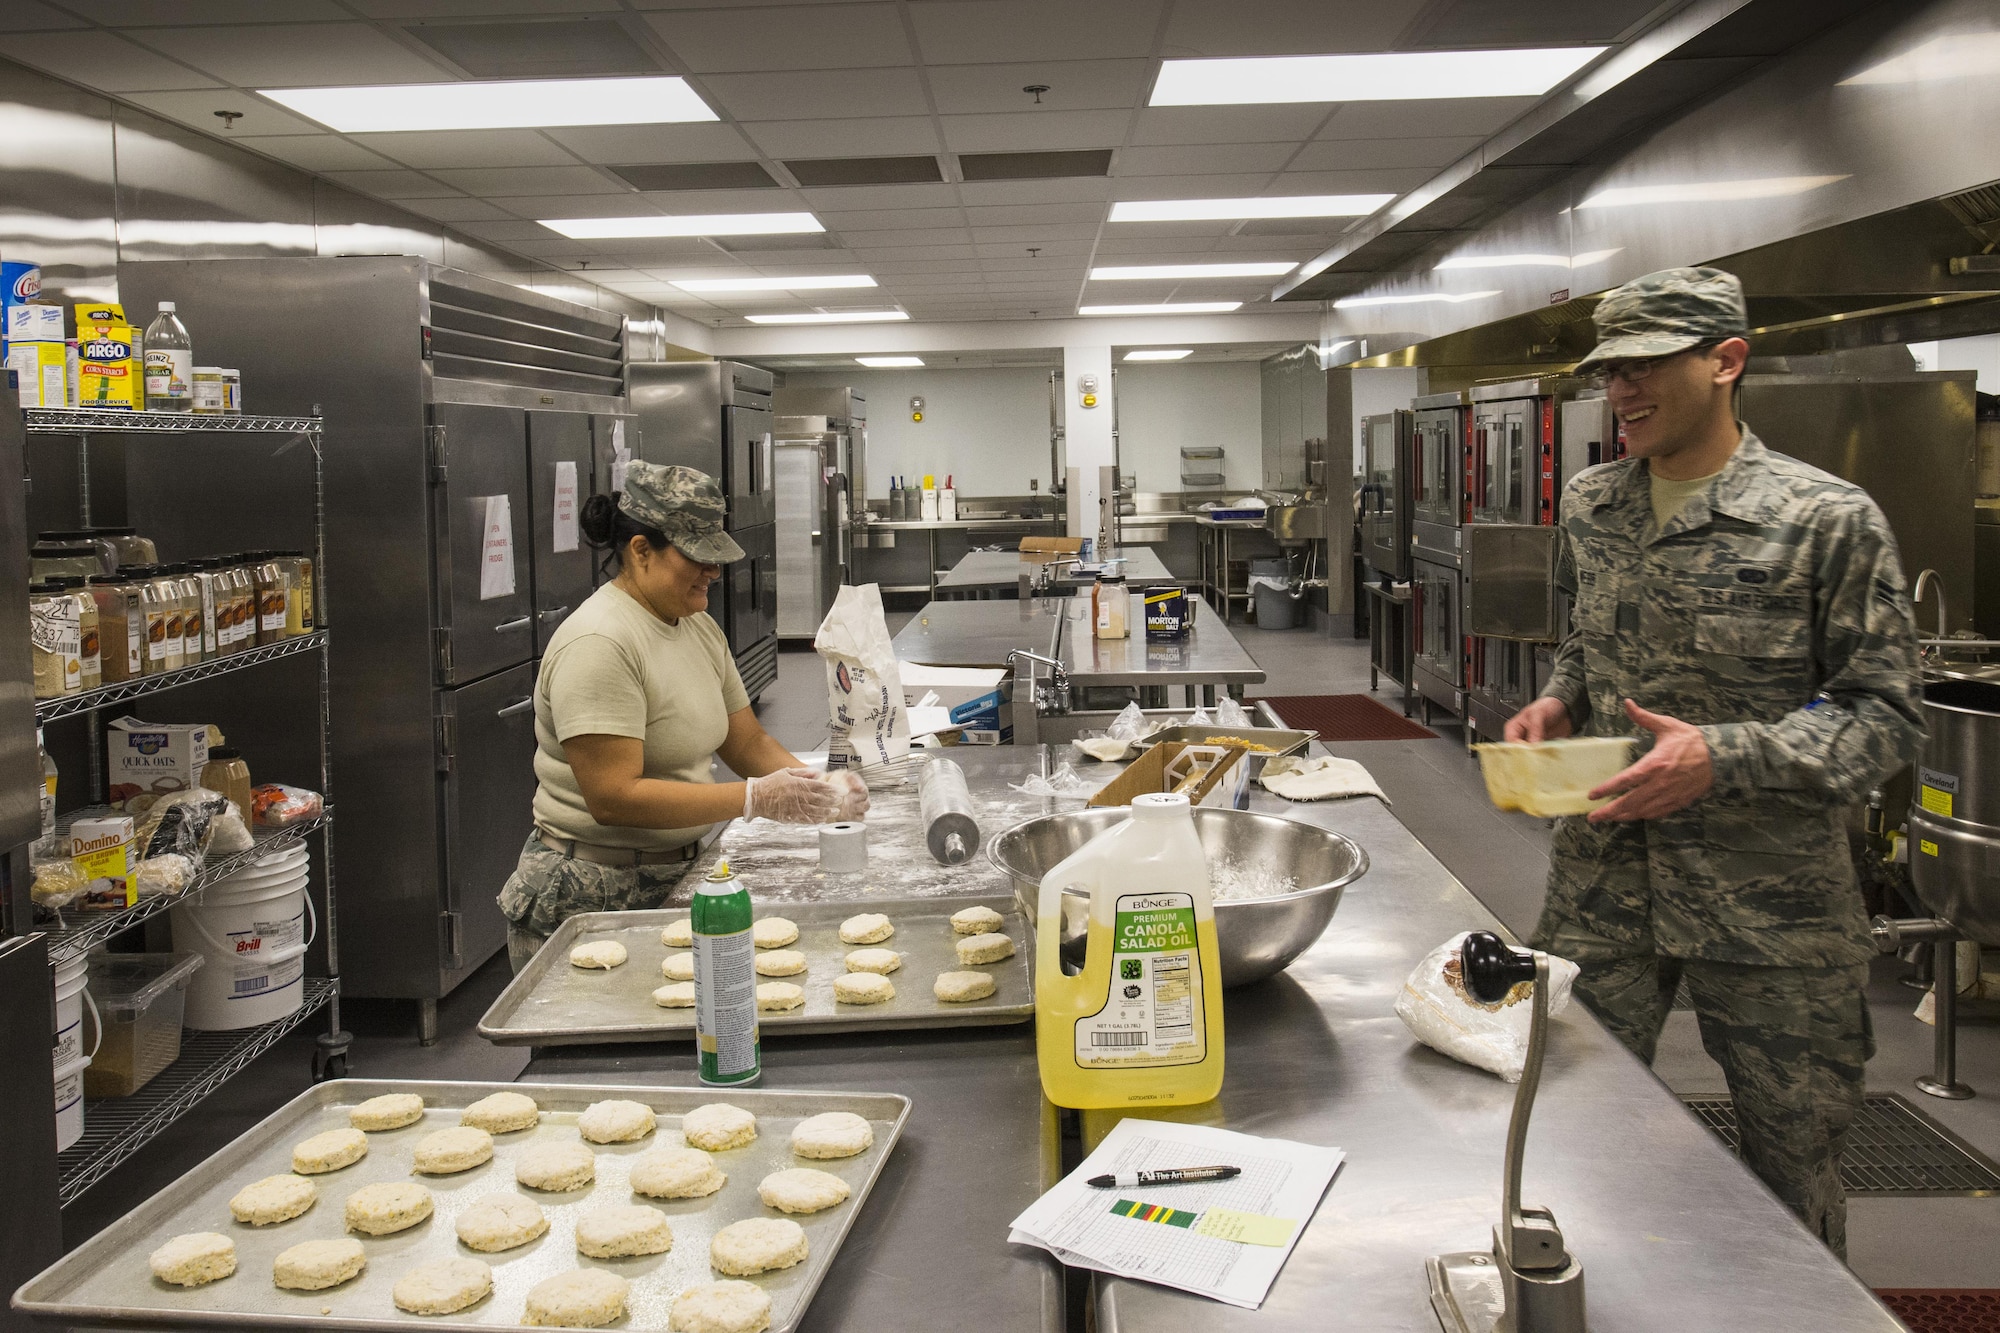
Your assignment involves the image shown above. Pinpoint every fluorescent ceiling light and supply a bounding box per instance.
[1333,291,1500,309]
[261,76,716,133]
[1089,262,1296,280]
[671,274,875,293]
[543,213,823,239]
[1841,32,2000,85]
[857,355,923,367]
[1434,248,1623,271]
[1078,302,1243,315]
[1577,176,1847,209]
[1124,349,1193,361]
[1110,195,1393,222]
[745,311,910,325]
[1151,49,1606,106]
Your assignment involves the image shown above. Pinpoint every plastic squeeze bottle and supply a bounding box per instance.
[1035,791,1225,1109]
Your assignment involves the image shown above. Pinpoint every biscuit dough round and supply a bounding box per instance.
[661,953,696,981]
[569,941,627,970]
[950,905,1004,936]
[708,1218,808,1277]
[955,932,1015,966]
[832,972,894,1005]
[579,1099,656,1144]
[654,981,696,1008]
[753,949,806,977]
[757,1168,851,1215]
[412,1125,494,1174]
[345,1181,434,1235]
[150,1232,236,1287]
[392,1258,492,1315]
[680,1103,757,1152]
[755,982,803,1012]
[461,1091,540,1134]
[661,919,693,948]
[843,947,901,975]
[272,1239,365,1292]
[751,917,798,949]
[628,1148,726,1200]
[933,970,997,1003]
[574,1204,674,1258]
[789,1111,873,1160]
[838,913,894,945]
[522,1269,628,1329]
[292,1128,368,1175]
[349,1093,424,1131]
[230,1174,318,1226]
[669,1281,771,1333]
[455,1193,548,1252]
[516,1141,596,1192]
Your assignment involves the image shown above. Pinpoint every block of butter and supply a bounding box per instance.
[70,814,136,910]
[1474,737,1636,818]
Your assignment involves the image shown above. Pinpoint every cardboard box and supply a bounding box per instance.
[6,339,66,408]
[107,717,210,813]
[70,814,136,910]
[948,688,1011,744]
[74,301,124,330]
[6,302,64,342]
[1019,536,1083,555]
[77,324,142,410]
[1087,741,1243,808]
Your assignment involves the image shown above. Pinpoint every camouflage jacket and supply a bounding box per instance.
[1538,427,1923,967]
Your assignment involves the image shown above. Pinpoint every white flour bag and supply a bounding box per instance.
[815,583,910,782]
[1393,931,1579,1082]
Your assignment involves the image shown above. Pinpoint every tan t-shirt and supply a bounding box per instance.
[1649,465,1723,529]
[532,582,750,851]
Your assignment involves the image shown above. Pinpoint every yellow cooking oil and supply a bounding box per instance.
[1035,791,1225,1109]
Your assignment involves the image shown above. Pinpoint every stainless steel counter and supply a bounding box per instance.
[891,596,1064,670]
[936,546,1182,599]
[860,516,1064,597]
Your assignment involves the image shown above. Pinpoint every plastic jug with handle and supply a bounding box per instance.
[1035,791,1225,1108]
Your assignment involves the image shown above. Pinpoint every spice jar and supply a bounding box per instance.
[88,573,141,683]
[104,527,157,567]
[275,550,315,634]
[216,557,249,654]
[187,559,223,660]
[126,566,168,676]
[31,543,101,581]
[29,580,78,698]
[172,563,206,664]
[147,566,185,671]
[252,552,290,644]
[199,746,253,824]
[51,577,101,690]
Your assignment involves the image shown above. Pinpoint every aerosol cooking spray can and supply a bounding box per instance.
[692,860,760,1086]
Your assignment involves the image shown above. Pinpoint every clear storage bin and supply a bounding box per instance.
[83,951,204,1098]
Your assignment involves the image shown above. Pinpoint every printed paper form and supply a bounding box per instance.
[1009,1118,1343,1310]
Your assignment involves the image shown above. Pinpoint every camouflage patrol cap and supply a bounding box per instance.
[1576,266,1748,372]
[619,460,745,565]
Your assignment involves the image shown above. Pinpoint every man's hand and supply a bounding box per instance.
[1587,698,1714,822]
[1505,696,1574,743]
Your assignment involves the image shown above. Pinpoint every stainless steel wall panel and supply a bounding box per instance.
[111,110,316,263]
[0,65,119,308]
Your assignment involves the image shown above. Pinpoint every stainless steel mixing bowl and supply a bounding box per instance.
[986,806,1368,987]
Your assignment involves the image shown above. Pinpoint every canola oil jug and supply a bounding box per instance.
[1035,792,1225,1109]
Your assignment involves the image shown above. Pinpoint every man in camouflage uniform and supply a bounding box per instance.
[1506,267,1923,1256]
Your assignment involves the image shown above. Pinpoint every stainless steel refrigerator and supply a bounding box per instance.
[772,387,864,639]
[120,258,630,1035]
[628,362,778,700]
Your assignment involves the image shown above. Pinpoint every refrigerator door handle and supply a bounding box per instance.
[496,697,534,718]
[494,615,532,632]
[537,605,570,622]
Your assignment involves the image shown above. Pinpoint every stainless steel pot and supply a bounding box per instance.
[986,806,1368,986]
[1910,677,2000,945]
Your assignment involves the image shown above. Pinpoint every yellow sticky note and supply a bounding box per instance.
[1193,1208,1296,1246]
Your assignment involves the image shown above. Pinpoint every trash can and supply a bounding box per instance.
[1250,558,1303,629]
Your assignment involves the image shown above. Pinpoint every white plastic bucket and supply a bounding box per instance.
[54,1054,90,1153]
[52,954,100,1071]
[173,867,316,1030]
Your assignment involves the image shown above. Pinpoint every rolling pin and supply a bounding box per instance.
[919,757,981,865]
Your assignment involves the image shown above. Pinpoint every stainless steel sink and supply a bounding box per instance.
[1265,503,1327,543]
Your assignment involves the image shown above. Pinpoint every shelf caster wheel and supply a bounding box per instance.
[314,1030,353,1083]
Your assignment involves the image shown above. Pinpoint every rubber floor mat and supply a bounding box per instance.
[1682,1093,2000,1196]
[1876,1290,2000,1333]
[1251,694,1437,741]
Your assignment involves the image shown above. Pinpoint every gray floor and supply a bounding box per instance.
[63,613,2000,1295]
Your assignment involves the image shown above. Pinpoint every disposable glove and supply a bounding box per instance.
[822,769,870,821]
[743,768,841,824]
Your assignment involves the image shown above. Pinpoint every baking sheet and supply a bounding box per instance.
[480,895,1033,1046]
[14,1079,908,1333]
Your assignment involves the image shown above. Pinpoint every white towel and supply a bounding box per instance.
[1258,754,1388,804]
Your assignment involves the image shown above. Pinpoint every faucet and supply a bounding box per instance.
[1006,648,1071,716]
[1913,569,1947,662]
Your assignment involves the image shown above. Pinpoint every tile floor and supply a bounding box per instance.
[61,612,2000,1295]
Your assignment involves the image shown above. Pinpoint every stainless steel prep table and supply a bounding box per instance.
[1194,512,1280,622]
[861,516,1063,598]
[935,547,1183,600]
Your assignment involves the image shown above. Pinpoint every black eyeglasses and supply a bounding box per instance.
[1585,339,1726,390]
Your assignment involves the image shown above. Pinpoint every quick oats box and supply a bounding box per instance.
[107,716,210,814]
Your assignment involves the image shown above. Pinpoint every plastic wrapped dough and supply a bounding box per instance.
[134,788,232,863]
[1392,931,1579,1082]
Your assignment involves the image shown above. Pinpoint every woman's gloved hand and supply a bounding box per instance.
[822,769,870,821]
[743,768,841,824]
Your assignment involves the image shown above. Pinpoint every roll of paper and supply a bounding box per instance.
[918,757,980,865]
[819,821,868,873]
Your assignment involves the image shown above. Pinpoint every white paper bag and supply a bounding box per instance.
[815,583,910,781]
[1393,931,1579,1082]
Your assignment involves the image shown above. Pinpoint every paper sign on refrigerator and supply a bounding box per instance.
[611,419,631,494]
[553,461,579,553]
[480,494,517,600]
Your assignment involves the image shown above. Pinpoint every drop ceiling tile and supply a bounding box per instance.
[939,110,1130,154]
[1091,235,1230,254]
[1129,106,1333,147]
[1160,0,1426,56]
[1288,135,1483,173]
[121,89,326,136]
[841,228,975,247]
[8,30,222,91]
[428,164,625,194]
[1271,167,1431,194]
[958,178,1110,206]
[320,168,464,198]
[696,69,930,121]
[397,195,517,222]
[346,0,619,15]
[348,129,582,169]
[816,207,964,230]
[643,4,912,72]
[1209,232,1342,250]
[909,0,1162,63]
[130,23,452,86]
[546,122,757,164]
[1106,174,1278,201]
[0,1,86,30]
[928,59,1148,114]
[842,243,978,260]
[969,222,1099,242]
[865,259,979,275]
[1318,97,1538,141]
[455,219,560,240]
[974,240,1086,258]
[491,193,661,218]
[246,134,402,171]
[635,187,811,211]
[962,202,1106,226]
[1116,143,1300,176]
[800,182,961,210]
[741,117,941,159]
[91,0,348,21]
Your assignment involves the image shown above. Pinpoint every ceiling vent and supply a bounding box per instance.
[613,162,781,191]
[958,149,1113,181]
[783,156,944,187]
[406,19,659,79]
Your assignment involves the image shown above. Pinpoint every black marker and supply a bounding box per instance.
[1087,1165,1241,1189]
